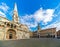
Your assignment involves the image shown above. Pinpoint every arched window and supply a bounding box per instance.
[4,22,6,24]
[7,23,10,27]
[11,24,13,28]
[14,25,16,28]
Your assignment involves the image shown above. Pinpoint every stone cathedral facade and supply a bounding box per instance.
[0,3,30,40]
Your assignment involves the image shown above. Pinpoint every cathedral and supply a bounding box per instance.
[0,3,30,40]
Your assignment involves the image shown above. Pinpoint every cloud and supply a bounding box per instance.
[34,8,55,24]
[0,11,6,17]
[20,8,55,30]
[0,2,10,17]
[42,21,60,31]
[20,15,37,29]
[41,3,60,31]
[0,3,9,13]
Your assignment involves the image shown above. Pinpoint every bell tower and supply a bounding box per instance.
[37,23,41,32]
[13,3,19,23]
[37,23,41,38]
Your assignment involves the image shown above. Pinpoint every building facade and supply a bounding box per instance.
[0,3,30,40]
[30,24,57,38]
[57,30,60,38]
[40,28,56,38]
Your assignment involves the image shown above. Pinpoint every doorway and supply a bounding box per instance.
[6,29,16,39]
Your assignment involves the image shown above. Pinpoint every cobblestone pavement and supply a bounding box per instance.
[0,38,60,47]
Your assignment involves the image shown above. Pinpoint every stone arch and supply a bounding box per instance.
[6,29,16,39]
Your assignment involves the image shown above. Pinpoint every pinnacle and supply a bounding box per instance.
[14,3,17,12]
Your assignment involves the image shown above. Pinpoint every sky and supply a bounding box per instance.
[0,0,60,31]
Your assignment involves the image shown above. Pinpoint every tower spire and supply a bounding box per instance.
[13,3,19,23]
[14,3,17,12]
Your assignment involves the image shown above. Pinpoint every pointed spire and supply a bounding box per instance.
[13,3,19,23]
[14,3,18,12]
